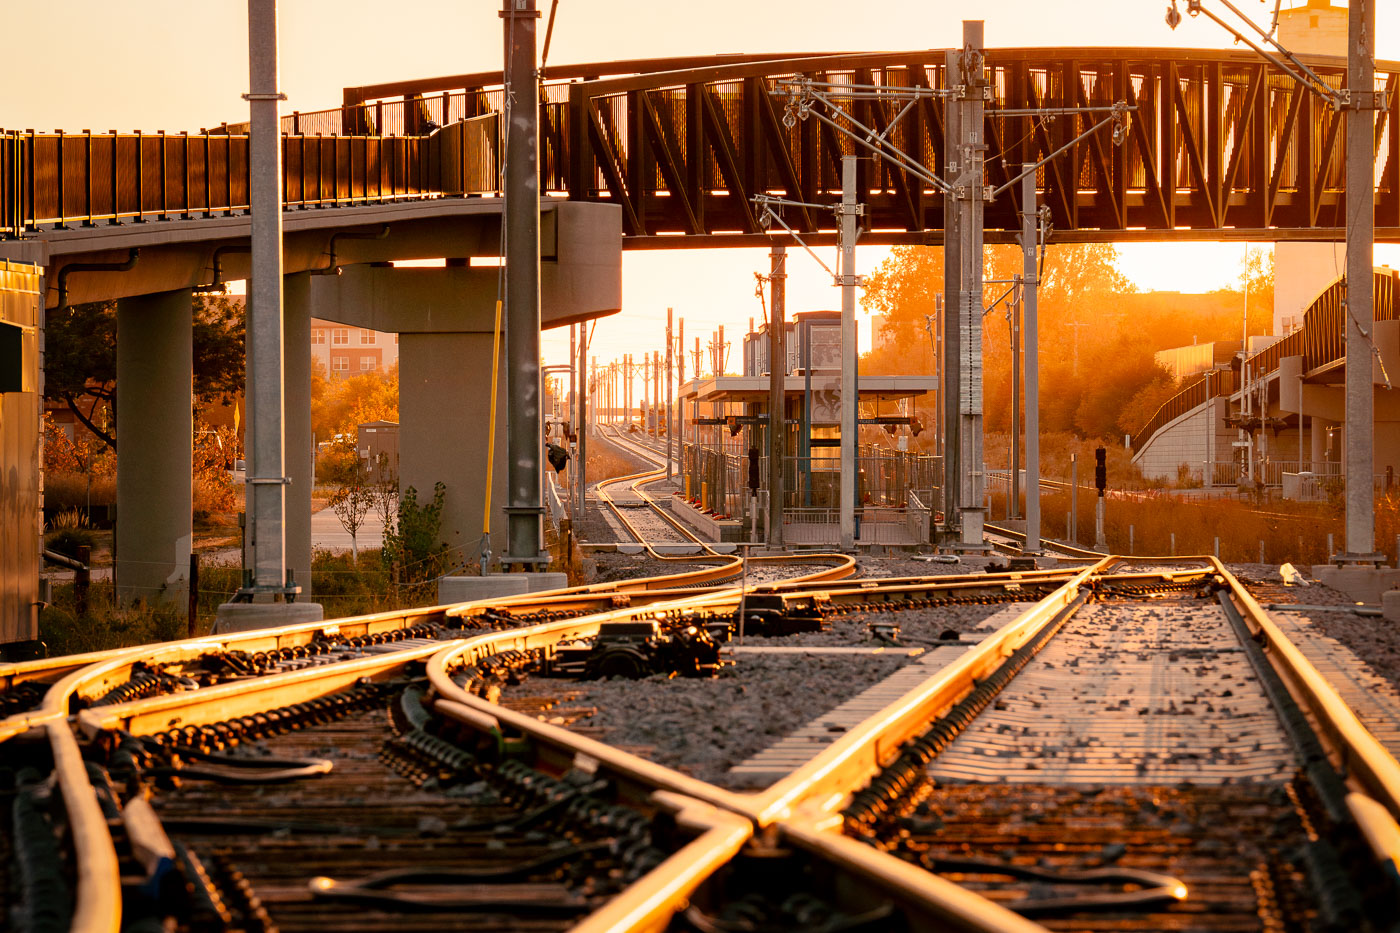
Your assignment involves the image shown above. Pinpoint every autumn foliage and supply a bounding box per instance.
[861,243,1274,452]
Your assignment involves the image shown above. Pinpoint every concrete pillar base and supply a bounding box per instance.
[1382,591,1400,623]
[213,601,325,634]
[438,572,570,605]
[1314,565,1400,606]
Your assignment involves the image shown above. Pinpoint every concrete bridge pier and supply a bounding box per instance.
[115,287,192,608]
[305,201,622,569]
[398,330,508,564]
[283,273,314,594]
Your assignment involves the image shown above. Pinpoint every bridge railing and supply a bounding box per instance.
[0,126,461,236]
[1131,369,1236,453]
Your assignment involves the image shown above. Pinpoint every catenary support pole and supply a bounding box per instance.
[666,309,674,479]
[956,21,987,549]
[502,0,546,567]
[941,48,962,538]
[576,321,586,522]
[674,318,680,473]
[1011,279,1021,519]
[1022,167,1042,553]
[839,155,859,550]
[245,0,290,597]
[1343,0,1378,562]
[768,244,786,547]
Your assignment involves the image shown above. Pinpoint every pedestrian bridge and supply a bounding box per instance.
[4,47,1396,255]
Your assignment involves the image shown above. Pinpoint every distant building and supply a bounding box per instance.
[311,319,399,377]
[1153,341,1240,382]
[869,313,896,354]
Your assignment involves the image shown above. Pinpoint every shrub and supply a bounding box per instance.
[46,528,97,558]
[382,482,449,590]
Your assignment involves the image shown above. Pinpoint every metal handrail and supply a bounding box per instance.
[1132,369,1236,452]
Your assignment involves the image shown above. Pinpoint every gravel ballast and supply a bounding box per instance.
[500,592,1020,786]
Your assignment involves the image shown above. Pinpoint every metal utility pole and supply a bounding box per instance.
[767,244,787,547]
[955,22,987,550]
[839,155,860,550]
[243,0,292,599]
[677,317,685,467]
[576,322,587,522]
[501,0,545,567]
[666,309,674,478]
[1343,0,1379,562]
[1010,280,1021,520]
[1021,167,1042,553]
[653,350,661,432]
[718,325,726,374]
[941,48,962,539]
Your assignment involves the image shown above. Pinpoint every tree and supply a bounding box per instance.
[311,362,399,443]
[329,475,375,561]
[44,295,246,451]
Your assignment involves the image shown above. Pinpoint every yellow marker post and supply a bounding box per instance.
[481,299,504,567]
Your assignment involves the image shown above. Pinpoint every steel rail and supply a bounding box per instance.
[0,566,785,730]
[37,552,1398,933]
[427,556,1110,932]
[593,425,857,586]
[569,791,754,933]
[748,557,1112,825]
[596,427,722,555]
[1212,557,1400,846]
[779,818,1049,933]
[37,583,756,933]
[985,520,1107,561]
[47,720,121,933]
[31,558,1093,933]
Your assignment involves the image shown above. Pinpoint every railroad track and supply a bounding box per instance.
[591,426,855,589]
[7,554,1400,931]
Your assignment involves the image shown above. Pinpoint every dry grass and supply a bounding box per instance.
[992,485,1400,565]
[587,445,650,482]
[44,471,116,510]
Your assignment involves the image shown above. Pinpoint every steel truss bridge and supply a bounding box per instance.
[3,48,1396,246]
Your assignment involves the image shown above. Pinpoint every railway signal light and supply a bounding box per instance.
[1095,446,1107,495]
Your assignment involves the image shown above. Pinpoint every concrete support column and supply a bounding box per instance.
[399,332,507,564]
[282,273,314,594]
[116,288,192,608]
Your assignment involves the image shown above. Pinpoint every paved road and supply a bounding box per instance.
[311,506,385,551]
